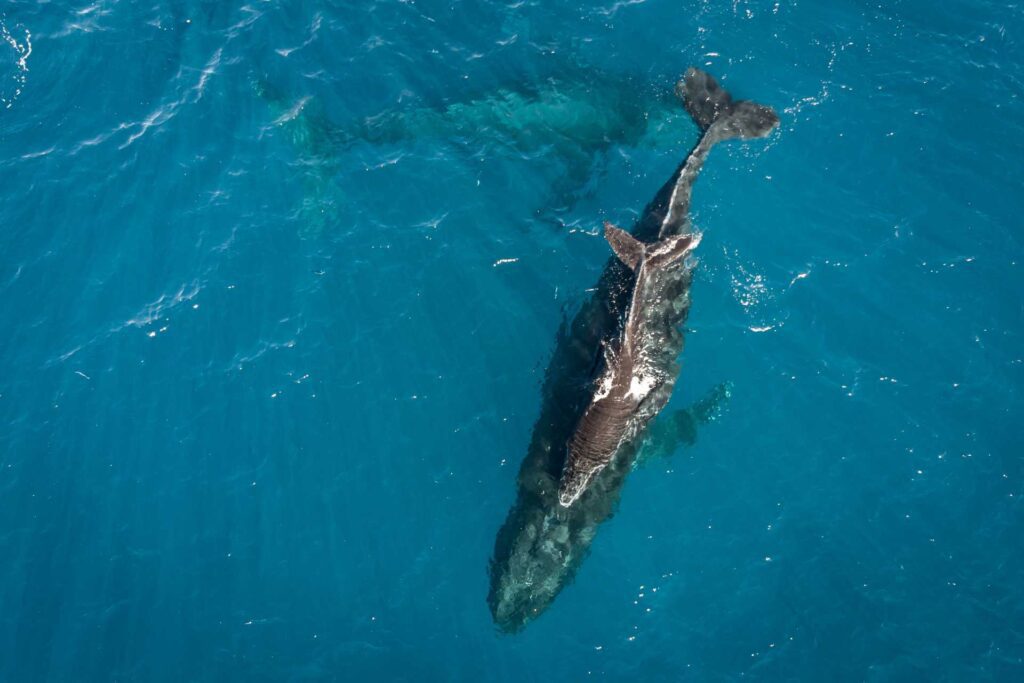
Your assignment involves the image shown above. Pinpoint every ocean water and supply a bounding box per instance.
[2,0,1023,680]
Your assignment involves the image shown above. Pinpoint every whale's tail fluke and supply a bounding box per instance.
[677,68,779,140]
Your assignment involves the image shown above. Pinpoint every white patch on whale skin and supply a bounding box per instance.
[591,343,618,402]
[558,464,603,508]
[625,373,656,400]
[592,370,615,401]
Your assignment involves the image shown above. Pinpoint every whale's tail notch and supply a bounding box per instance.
[677,67,779,140]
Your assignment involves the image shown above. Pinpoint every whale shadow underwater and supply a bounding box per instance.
[253,70,692,237]
[487,68,779,632]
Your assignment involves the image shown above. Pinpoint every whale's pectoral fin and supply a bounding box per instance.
[633,409,697,469]
[604,222,643,271]
[690,380,733,425]
[634,382,733,468]
[677,68,779,141]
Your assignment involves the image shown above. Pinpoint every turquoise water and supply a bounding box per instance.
[2,0,1023,680]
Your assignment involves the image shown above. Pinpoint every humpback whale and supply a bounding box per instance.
[488,68,778,631]
[254,72,691,235]
[258,74,686,157]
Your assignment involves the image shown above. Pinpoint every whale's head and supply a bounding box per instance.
[487,503,590,633]
[557,460,604,508]
[487,411,638,631]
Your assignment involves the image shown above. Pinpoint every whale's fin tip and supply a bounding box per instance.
[678,68,779,140]
[677,67,732,130]
[604,221,643,271]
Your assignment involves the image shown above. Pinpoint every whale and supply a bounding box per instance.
[253,71,692,235]
[257,72,688,160]
[488,68,778,631]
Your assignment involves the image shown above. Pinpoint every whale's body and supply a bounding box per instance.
[254,74,689,235]
[488,68,778,631]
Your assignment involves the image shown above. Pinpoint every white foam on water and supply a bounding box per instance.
[789,269,810,287]
[272,96,312,127]
[727,256,785,333]
[275,13,322,57]
[191,47,223,103]
[595,0,647,18]
[123,281,202,329]
[1,18,31,109]
[120,105,178,149]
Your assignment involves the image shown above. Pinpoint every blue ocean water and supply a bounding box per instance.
[2,0,1023,680]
